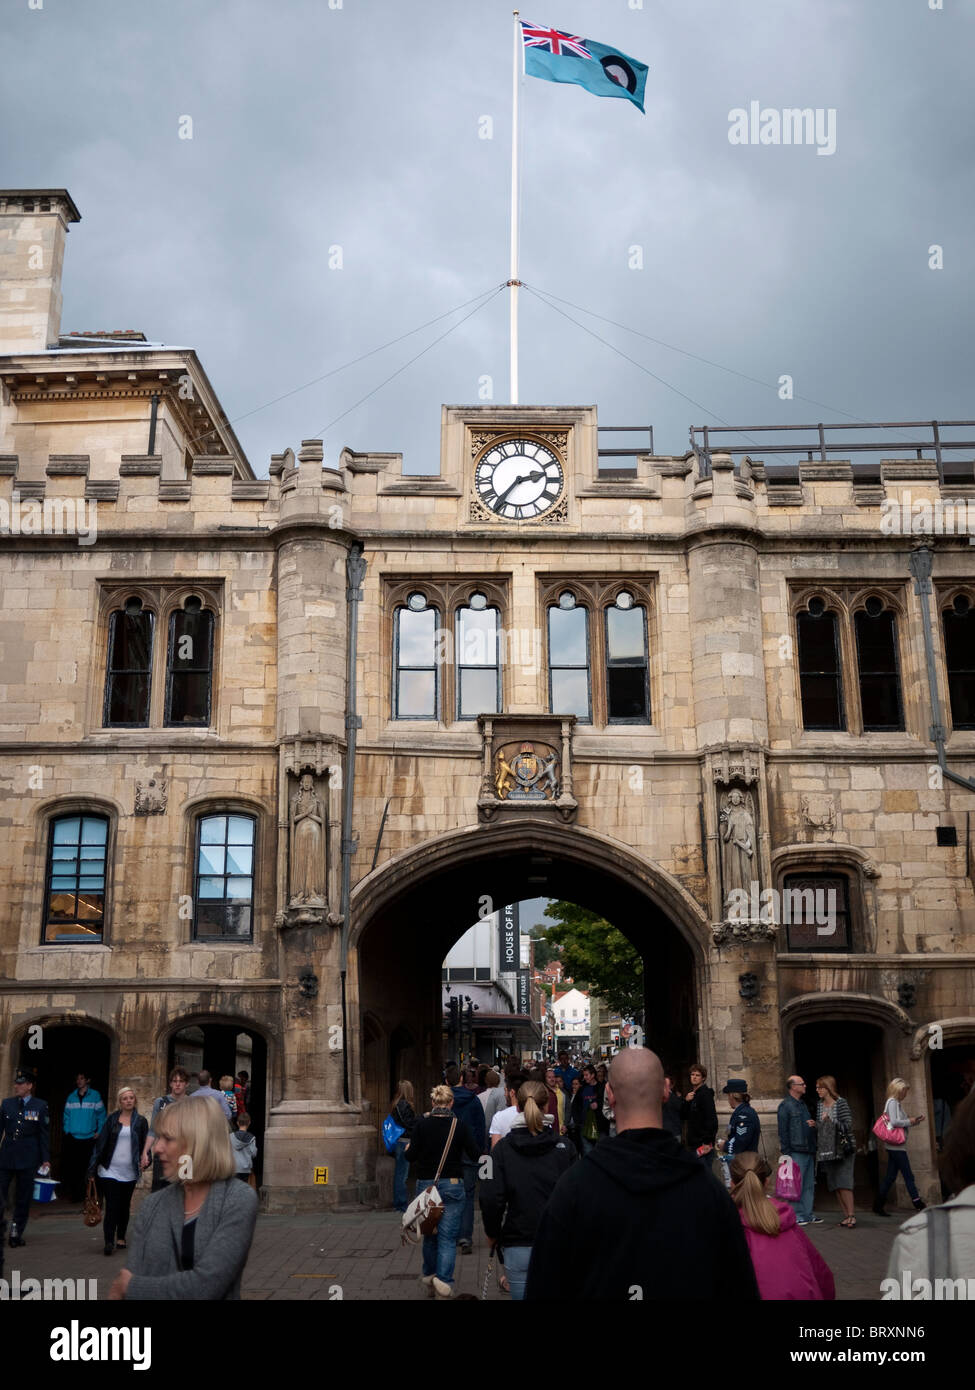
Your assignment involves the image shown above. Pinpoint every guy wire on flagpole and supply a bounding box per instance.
[509,9,521,404]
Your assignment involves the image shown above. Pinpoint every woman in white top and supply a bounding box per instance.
[87,1086,150,1255]
[873,1078,926,1217]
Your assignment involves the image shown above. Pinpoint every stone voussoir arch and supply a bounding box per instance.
[910,1016,975,1061]
[781,990,914,1037]
[349,817,710,958]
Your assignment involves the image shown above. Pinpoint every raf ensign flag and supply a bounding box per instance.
[521,21,648,114]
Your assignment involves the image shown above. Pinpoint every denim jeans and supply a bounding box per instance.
[393,1136,410,1212]
[788,1151,816,1222]
[459,1156,477,1244]
[417,1178,465,1286]
[878,1149,920,1203]
[503,1245,532,1301]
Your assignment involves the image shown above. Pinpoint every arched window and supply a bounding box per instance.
[548,591,591,722]
[393,593,439,719]
[854,597,903,731]
[796,596,844,730]
[942,594,975,729]
[104,597,154,726]
[165,596,214,726]
[194,814,256,940]
[605,590,650,723]
[455,592,500,719]
[43,813,108,944]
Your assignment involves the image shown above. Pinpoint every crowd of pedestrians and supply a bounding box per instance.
[0,1062,258,1297]
[387,1049,975,1301]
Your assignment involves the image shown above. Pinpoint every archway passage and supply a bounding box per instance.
[931,1040,975,1136]
[16,1024,111,1184]
[792,1019,886,1201]
[354,824,701,1130]
[167,1023,268,1183]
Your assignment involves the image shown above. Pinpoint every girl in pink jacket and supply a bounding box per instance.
[730,1153,836,1300]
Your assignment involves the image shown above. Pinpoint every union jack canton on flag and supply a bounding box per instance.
[520,20,648,114]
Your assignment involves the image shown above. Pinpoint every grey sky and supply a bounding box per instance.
[2,0,972,476]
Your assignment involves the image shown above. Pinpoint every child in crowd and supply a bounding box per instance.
[730,1152,835,1300]
[231,1112,258,1185]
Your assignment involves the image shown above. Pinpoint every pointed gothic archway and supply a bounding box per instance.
[347,818,710,1124]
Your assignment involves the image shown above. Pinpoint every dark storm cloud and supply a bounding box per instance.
[1,0,971,475]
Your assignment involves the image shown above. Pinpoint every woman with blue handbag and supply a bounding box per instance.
[386,1081,417,1214]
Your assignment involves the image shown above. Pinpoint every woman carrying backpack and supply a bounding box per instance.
[479,1080,576,1300]
[730,1152,835,1300]
[389,1080,417,1214]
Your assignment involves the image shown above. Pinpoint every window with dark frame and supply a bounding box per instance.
[942,594,975,729]
[43,814,108,944]
[796,597,845,730]
[104,598,154,726]
[455,593,501,720]
[165,596,214,726]
[781,872,851,951]
[854,597,904,731]
[548,591,591,722]
[194,814,256,940]
[605,590,650,723]
[393,593,439,720]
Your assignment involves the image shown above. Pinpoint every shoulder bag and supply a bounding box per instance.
[83,1177,102,1227]
[382,1110,406,1155]
[401,1117,456,1245]
[872,1111,905,1146]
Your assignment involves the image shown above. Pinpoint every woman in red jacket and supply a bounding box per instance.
[730,1153,836,1300]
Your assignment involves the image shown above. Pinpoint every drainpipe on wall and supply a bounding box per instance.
[909,544,975,794]
[339,543,367,1104]
[147,393,159,456]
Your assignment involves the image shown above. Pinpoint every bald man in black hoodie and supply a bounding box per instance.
[524,1048,759,1300]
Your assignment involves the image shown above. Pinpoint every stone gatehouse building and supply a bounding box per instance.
[1,189,973,1208]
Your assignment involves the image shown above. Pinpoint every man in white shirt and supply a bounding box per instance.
[489,1073,526,1148]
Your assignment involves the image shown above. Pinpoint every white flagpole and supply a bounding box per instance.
[509,10,521,404]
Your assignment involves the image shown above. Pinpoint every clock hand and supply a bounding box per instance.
[495,470,545,505]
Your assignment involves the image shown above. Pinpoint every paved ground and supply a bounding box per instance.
[8,1186,903,1301]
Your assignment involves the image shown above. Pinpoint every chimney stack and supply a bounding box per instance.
[0,190,81,355]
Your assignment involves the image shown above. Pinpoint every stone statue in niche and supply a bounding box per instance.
[289,770,326,907]
[719,787,757,901]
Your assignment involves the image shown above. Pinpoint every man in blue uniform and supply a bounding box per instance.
[0,1069,51,1248]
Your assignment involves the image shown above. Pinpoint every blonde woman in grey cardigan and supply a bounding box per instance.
[108,1096,257,1301]
[815,1076,856,1227]
[873,1078,926,1218]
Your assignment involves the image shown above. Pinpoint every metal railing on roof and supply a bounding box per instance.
[690,420,975,486]
[597,425,653,475]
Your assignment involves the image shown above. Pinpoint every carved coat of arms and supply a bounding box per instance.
[494,742,560,801]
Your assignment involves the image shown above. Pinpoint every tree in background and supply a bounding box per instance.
[543,901,644,1019]
[526,922,557,971]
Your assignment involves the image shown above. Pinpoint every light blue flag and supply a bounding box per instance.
[521,21,648,114]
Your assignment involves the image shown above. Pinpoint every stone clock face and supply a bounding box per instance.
[474,438,564,519]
